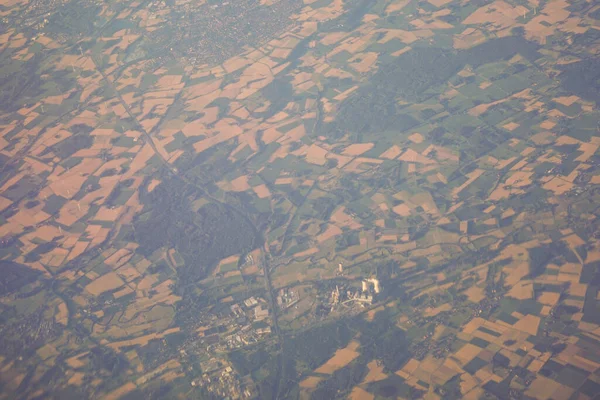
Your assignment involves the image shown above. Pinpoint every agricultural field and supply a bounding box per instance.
[1,0,600,398]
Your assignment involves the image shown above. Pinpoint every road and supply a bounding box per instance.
[258,247,287,400]
[91,53,288,398]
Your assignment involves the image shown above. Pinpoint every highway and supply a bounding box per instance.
[92,52,288,398]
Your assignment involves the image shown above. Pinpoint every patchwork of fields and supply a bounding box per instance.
[1,0,600,398]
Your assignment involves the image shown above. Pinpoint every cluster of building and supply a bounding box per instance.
[329,278,382,309]
[361,278,381,294]
[192,363,255,399]
[145,0,303,68]
[173,295,275,398]
[276,288,299,310]
[197,296,273,352]
[410,327,454,361]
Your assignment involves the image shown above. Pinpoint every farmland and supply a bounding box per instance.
[1,0,600,399]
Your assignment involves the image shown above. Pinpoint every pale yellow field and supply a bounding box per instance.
[315,340,361,374]
[84,272,125,296]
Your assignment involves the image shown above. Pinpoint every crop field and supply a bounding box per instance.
[1,0,600,398]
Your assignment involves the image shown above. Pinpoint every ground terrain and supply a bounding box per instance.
[1,0,600,399]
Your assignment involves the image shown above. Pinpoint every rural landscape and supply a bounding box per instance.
[1,0,600,398]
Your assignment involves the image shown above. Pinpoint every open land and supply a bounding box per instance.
[1,0,600,399]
